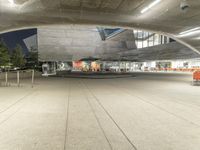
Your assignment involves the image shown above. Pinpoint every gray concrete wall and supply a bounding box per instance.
[118,42,200,61]
[38,25,136,61]
[37,25,200,62]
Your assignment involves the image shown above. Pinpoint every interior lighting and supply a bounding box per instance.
[179,27,200,37]
[141,0,162,14]
[8,0,15,5]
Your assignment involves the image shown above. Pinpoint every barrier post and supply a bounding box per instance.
[17,71,20,87]
[31,70,34,88]
[5,72,8,86]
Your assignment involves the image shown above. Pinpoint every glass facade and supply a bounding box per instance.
[97,27,125,41]
[134,30,170,49]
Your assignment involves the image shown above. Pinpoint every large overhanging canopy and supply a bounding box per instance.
[1,0,200,55]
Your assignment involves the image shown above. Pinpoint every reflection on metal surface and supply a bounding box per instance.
[141,0,162,14]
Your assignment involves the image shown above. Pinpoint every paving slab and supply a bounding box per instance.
[0,73,199,150]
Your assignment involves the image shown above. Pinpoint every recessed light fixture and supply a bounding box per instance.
[179,27,200,37]
[141,0,162,14]
[8,0,15,5]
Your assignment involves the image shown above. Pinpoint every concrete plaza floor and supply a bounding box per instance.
[0,72,200,150]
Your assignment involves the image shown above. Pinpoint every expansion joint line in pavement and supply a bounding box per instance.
[108,81,200,128]
[0,91,36,114]
[0,90,37,126]
[79,80,113,150]
[81,80,138,150]
[64,80,71,150]
[140,88,200,111]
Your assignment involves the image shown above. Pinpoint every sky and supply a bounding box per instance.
[0,28,37,55]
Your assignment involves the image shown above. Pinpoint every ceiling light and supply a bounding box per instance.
[141,0,162,14]
[179,27,200,37]
[179,27,200,35]
[8,0,15,5]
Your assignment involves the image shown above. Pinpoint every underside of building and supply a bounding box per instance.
[1,1,200,150]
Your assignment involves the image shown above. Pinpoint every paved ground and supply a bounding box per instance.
[0,72,200,150]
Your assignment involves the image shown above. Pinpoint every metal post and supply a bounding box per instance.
[5,72,8,86]
[17,71,20,87]
[31,69,34,88]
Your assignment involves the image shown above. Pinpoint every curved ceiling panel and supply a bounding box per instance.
[0,0,200,55]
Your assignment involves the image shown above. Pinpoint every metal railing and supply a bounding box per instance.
[0,70,36,88]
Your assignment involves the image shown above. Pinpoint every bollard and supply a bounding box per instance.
[17,71,20,87]
[31,70,34,88]
[5,72,8,86]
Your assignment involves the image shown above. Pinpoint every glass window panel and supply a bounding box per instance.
[135,40,138,48]
[137,41,143,48]
[134,30,171,48]
[154,34,159,46]
[148,35,154,47]
[143,40,148,48]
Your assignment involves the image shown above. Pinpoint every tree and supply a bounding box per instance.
[0,39,10,67]
[26,46,39,69]
[27,51,39,68]
[11,44,26,68]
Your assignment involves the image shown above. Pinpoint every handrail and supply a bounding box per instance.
[0,70,37,88]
